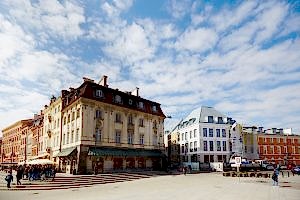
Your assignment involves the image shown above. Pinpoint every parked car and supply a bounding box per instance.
[291,166,300,175]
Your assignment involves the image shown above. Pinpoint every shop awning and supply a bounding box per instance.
[88,147,165,157]
[54,147,77,157]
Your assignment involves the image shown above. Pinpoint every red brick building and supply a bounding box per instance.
[257,132,300,165]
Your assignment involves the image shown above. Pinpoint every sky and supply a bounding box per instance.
[0,0,300,136]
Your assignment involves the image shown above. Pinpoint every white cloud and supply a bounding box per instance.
[103,22,155,64]
[3,0,85,40]
[166,0,192,19]
[174,28,217,52]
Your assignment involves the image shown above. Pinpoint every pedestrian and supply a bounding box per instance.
[272,169,279,186]
[5,171,13,188]
[16,166,23,185]
[52,167,56,181]
[183,166,187,175]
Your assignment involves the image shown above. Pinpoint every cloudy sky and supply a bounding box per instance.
[0,0,300,135]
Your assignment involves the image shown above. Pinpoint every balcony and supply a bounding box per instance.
[127,123,134,131]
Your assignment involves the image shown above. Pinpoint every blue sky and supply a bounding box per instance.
[0,0,300,135]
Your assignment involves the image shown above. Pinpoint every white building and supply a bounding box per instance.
[174,106,233,164]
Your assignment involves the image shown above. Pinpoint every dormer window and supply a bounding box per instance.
[138,102,144,109]
[208,116,214,123]
[152,105,157,112]
[217,117,223,124]
[95,89,103,98]
[115,95,122,104]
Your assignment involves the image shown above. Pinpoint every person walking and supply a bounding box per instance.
[272,168,279,186]
[5,171,14,188]
[16,166,23,185]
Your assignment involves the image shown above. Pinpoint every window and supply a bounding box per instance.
[181,133,184,141]
[67,132,70,144]
[222,129,226,137]
[194,141,197,151]
[217,141,221,151]
[72,112,75,121]
[222,141,227,151]
[190,142,193,152]
[128,132,133,144]
[153,121,158,129]
[76,108,80,118]
[75,129,79,142]
[71,130,74,143]
[204,141,208,151]
[115,131,121,144]
[96,109,102,119]
[95,89,103,98]
[209,129,213,137]
[140,134,144,145]
[67,114,70,123]
[115,95,122,103]
[181,144,185,153]
[139,118,144,127]
[128,99,133,105]
[63,117,66,125]
[208,116,214,123]
[209,141,214,151]
[217,117,223,124]
[185,132,187,140]
[194,129,197,138]
[203,128,207,137]
[95,129,101,142]
[128,115,133,125]
[138,102,144,109]
[216,129,220,137]
[152,105,157,112]
[115,113,122,123]
[63,133,66,145]
[190,131,192,139]
[153,135,158,146]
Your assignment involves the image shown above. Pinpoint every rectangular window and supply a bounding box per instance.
[190,142,193,152]
[75,129,79,142]
[63,133,66,145]
[203,141,208,151]
[216,129,220,137]
[72,112,75,121]
[71,130,74,143]
[185,132,187,140]
[140,134,144,145]
[153,135,157,146]
[217,141,221,151]
[217,117,223,124]
[96,110,102,119]
[222,129,226,137]
[209,141,214,151]
[76,108,80,118]
[194,129,197,138]
[181,133,184,141]
[128,132,133,144]
[190,131,192,139]
[208,116,214,123]
[67,132,70,144]
[222,141,227,151]
[203,128,207,137]
[128,115,133,125]
[95,89,103,98]
[181,144,185,153]
[194,141,197,151]
[96,129,101,142]
[209,128,213,137]
[115,131,121,144]
[139,118,144,127]
[115,113,121,123]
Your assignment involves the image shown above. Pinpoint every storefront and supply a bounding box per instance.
[87,147,165,173]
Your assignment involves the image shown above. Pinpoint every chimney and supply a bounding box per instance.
[132,87,139,97]
[99,75,108,87]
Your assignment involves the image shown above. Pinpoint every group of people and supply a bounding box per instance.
[4,164,57,188]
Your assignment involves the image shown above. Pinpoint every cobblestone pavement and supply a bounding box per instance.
[0,172,299,200]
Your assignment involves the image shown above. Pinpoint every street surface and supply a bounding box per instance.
[0,172,299,200]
